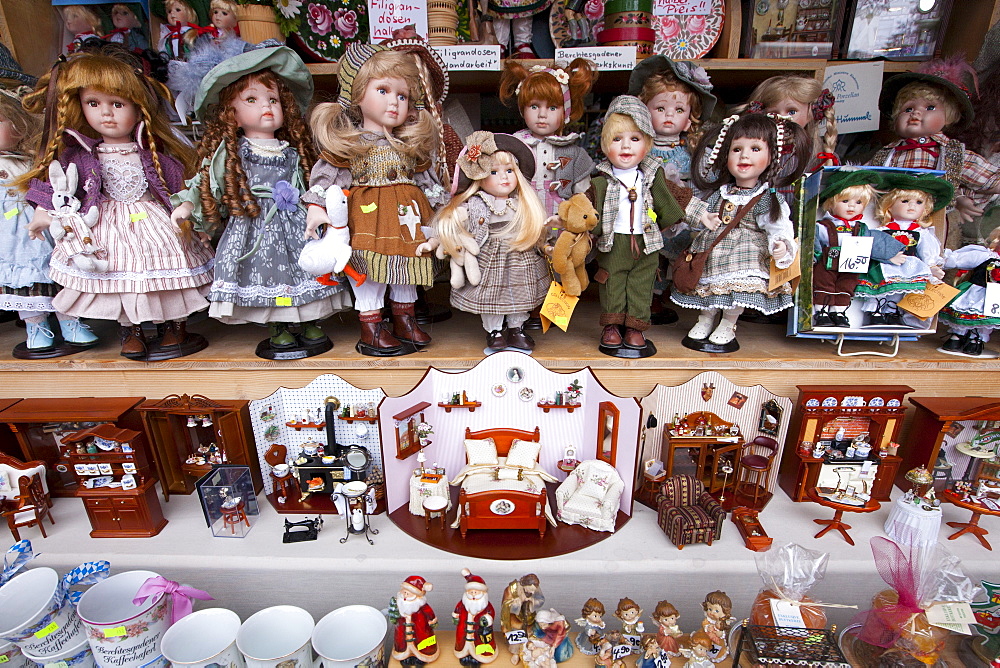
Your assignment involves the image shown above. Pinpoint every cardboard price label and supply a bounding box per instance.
[837,235,873,273]
[432,46,502,71]
[769,599,807,628]
[611,644,633,660]
[652,0,709,16]
[505,630,527,645]
[984,282,1000,319]
[769,251,801,291]
[898,281,960,319]
[540,281,579,332]
[553,47,636,70]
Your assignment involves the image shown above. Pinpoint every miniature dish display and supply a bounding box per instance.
[519,387,534,402]
[492,383,507,397]
[322,455,335,464]
[343,481,368,497]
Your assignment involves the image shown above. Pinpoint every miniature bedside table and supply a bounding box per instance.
[409,470,451,516]
[884,495,942,547]
[806,487,881,546]
[941,489,1000,550]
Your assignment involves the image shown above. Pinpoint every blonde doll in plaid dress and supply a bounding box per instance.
[434,132,548,353]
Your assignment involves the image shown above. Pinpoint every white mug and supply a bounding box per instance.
[236,606,314,668]
[0,568,87,658]
[311,605,387,668]
[21,634,95,668]
[76,570,170,668]
[0,638,33,668]
[161,608,245,668]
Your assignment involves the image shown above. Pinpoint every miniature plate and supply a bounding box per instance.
[652,0,724,59]
[507,367,525,383]
[519,387,535,402]
[822,396,838,407]
[264,424,280,441]
[841,396,865,407]
[490,498,515,515]
[887,398,901,407]
[492,383,507,397]
[868,397,884,407]
[805,398,820,407]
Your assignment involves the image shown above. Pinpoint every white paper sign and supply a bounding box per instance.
[823,62,884,134]
[838,235,874,273]
[985,282,1000,319]
[554,47,637,70]
[768,599,806,628]
[652,0,710,16]
[432,45,501,71]
[611,644,633,660]
[505,630,527,645]
[926,602,975,634]
[367,0,428,43]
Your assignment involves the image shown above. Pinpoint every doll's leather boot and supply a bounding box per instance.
[160,320,188,348]
[391,301,431,346]
[504,326,535,350]
[600,325,622,348]
[119,324,146,357]
[358,311,402,354]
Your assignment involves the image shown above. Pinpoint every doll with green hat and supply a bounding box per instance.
[855,172,954,327]
[811,168,906,329]
[170,45,352,359]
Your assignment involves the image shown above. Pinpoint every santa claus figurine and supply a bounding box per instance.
[453,569,498,666]
[390,575,440,666]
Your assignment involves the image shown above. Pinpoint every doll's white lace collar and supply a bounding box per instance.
[720,182,767,206]
[478,191,517,216]
[514,129,582,147]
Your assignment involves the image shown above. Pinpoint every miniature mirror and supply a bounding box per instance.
[597,401,619,466]
[759,399,782,436]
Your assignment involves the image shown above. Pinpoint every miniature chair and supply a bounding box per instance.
[3,473,54,541]
[555,459,624,532]
[220,498,250,535]
[0,453,50,507]
[655,474,725,549]
[736,436,779,509]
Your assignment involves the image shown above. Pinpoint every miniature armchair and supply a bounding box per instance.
[555,459,624,532]
[655,474,725,549]
[0,453,50,507]
[3,473,54,541]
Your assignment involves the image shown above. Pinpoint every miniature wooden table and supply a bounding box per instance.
[664,432,743,487]
[941,488,1000,550]
[954,441,996,481]
[409,471,451,516]
[806,487,881,546]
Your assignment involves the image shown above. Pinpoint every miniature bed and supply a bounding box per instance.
[449,426,559,538]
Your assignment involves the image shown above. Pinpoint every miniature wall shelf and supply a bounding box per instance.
[437,401,481,413]
[339,416,379,422]
[538,402,579,413]
[286,421,326,431]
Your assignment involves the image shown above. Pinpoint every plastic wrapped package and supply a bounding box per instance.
[749,543,830,629]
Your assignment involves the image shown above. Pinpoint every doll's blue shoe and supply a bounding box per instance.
[59,318,98,345]
[25,322,55,349]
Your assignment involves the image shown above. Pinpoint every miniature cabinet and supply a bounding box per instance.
[138,394,262,501]
[778,385,912,503]
[0,397,147,497]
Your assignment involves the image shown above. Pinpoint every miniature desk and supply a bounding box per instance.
[663,432,743,493]
[883,495,942,546]
[806,487,881,546]
[941,489,1000,550]
[408,471,451,516]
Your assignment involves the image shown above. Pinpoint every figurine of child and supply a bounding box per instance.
[589,96,685,356]
[650,601,681,657]
[678,632,714,668]
[573,598,605,655]
[855,174,953,327]
[746,75,838,170]
[62,5,103,54]
[614,599,644,641]
[104,4,150,52]
[636,635,662,668]
[811,169,906,329]
[938,225,1000,357]
[700,591,731,662]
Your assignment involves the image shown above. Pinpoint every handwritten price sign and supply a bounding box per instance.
[837,235,873,273]
[985,283,1000,318]
[367,0,428,42]
[505,630,527,645]
[652,0,709,16]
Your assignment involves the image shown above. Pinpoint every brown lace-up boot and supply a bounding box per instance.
[391,301,431,346]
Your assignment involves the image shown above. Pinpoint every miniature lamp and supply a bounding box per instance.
[202,415,213,428]
[187,415,197,427]
[905,466,934,499]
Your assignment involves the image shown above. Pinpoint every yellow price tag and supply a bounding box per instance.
[0,652,11,662]
[417,635,437,650]
[34,622,59,638]
[4,208,18,219]
[45,662,68,668]
[647,208,657,223]
[103,626,127,638]
[359,202,378,214]
[275,296,292,306]
[130,211,148,222]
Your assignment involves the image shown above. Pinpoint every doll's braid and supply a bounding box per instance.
[36,95,70,176]
[411,54,449,186]
[139,105,169,195]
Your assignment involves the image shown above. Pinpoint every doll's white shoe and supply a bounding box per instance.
[25,322,55,349]
[708,319,738,345]
[59,318,98,345]
[687,311,718,340]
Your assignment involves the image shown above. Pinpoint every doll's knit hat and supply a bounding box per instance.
[879,57,978,133]
[453,131,535,194]
[194,45,313,120]
[880,172,955,212]
[604,95,655,138]
[380,38,449,108]
[0,43,36,88]
[627,56,716,121]
[818,168,882,204]
[337,42,391,110]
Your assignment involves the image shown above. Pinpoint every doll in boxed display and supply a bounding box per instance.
[305,43,447,357]
[210,0,240,38]
[699,590,732,662]
[22,46,214,360]
[390,575,440,666]
[589,96,685,358]
[572,598,605,655]
[104,4,150,52]
[170,46,351,359]
[0,86,98,356]
[811,169,907,329]
[158,0,207,61]
[62,5,103,54]
[671,113,810,353]
[869,58,1000,229]
[937,225,1000,357]
[499,60,599,222]
[650,600,681,657]
[746,75,837,171]
[855,173,953,328]
[434,131,548,354]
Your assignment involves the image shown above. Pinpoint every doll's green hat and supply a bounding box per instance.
[818,169,881,204]
[878,58,978,133]
[628,55,716,121]
[194,45,313,120]
[880,172,955,212]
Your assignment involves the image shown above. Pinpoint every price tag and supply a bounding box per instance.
[611,644,633,660]
[275,296,292,306]
[505,630,527,645]
[652,0,709,16]
[130,211,148,223]
[34,622,59,638]
[4,207,18,219]
[0,653,11,662]
[926,602,976,629]
[837,235,873,273]
[984,283,1000,319]
[768,599,806,628]
[42,662,68,668]
[103,626,127,638]
[553,47,636,70]
[367,0,428,42]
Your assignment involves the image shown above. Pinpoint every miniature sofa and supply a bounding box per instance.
[555,459,624,532]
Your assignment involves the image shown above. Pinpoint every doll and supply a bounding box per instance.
[158,0,206,61]
[485,0,552,59]
[938,226,1000,357]
[104,4,150,52]
[855,174,953,327]
[589,96,685,357]
[62,5,103,54]
[0,86,98,354]
[629,56,717,186]
[671,113,810,353]
[811,169,906,329]
[869,58,1000,228]
[699,590,731,662]
[304,43,446,357]
[650,601,681,657]
[434,131,547,353]
[499,59,599,221]
[678,632,713,668]
[573,598,605,655]
[745,75,837,170]
[22,47,214,360]
[210,0,240,37]
[613,599,643,639]
[170,46,350,358]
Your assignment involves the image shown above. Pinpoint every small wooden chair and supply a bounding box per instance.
[3,473,54,541]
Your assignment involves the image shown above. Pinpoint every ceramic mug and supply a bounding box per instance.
[236,606,314,668]
[0,568,87,658]
[311,605,387,668]
[161,608,245,668]
[0,638,34,668]
[21,634,95,668]
[76,571,170,668]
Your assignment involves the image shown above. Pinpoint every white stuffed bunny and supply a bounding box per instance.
[47,161,108,273]
[434,207,481,290]
[298,186,353,281]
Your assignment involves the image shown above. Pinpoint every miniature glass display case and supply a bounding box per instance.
[196,466,260,538]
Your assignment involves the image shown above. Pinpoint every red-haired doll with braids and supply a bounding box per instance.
[499,59,599,223]
[170,46,351,358]
[21,46,215,360]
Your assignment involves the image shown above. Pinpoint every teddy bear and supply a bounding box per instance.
[551,193,600,296]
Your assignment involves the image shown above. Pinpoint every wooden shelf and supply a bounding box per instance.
[338,415,378,422]
[285,421,326,430]
[537,402,579,413]
[437,401,481,413]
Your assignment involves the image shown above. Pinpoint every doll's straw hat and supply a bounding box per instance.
[818,168,882,204]
[453,131,535,194]
[879,172,955,212]
[878,57,978,133]
[194,45,314,120]
[627,55,716,121]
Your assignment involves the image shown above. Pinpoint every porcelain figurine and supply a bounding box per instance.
[651,601,681,656]
[573,598,605,655]
[454,569,498,667]
[390,575,440,666]
[700,591,732,663]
